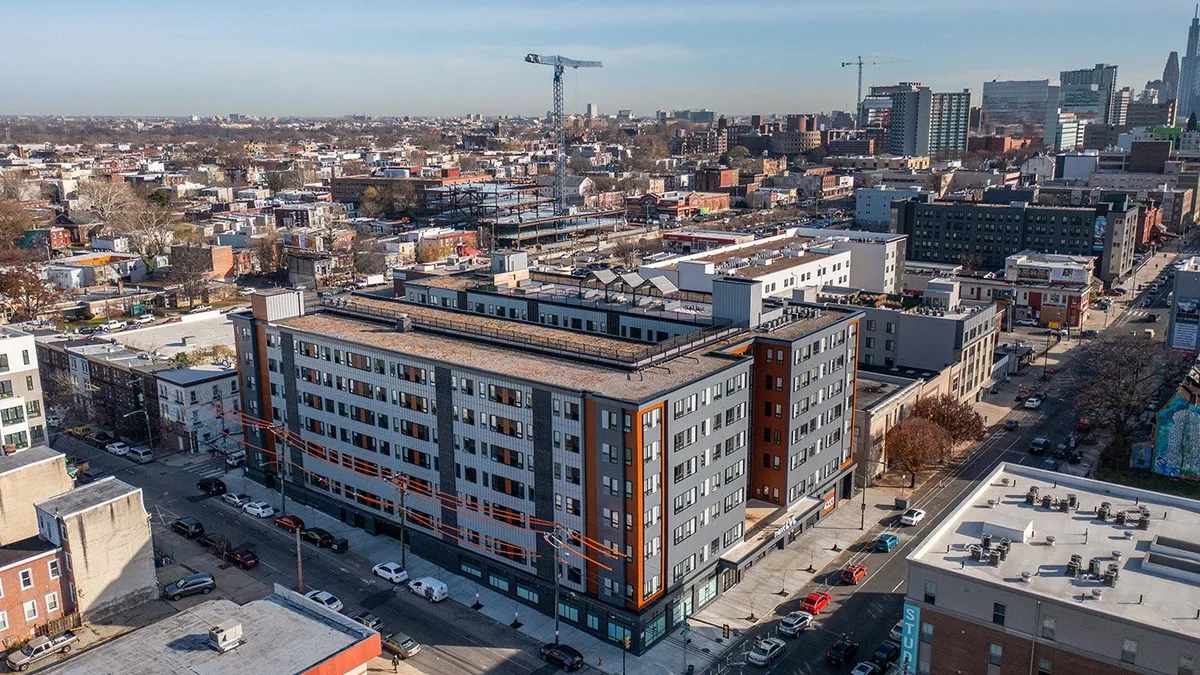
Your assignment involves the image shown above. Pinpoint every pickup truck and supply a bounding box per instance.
[5,631,78,671]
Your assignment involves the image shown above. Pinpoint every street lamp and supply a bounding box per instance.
[543,527,569,644]
[122,409,152,448]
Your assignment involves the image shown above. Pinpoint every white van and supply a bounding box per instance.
[407,577,448,602]
[129,446,154,464]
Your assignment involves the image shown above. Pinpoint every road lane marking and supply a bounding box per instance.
[891,580,904,592]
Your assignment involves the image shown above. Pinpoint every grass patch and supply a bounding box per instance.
[1093,466,1200,499]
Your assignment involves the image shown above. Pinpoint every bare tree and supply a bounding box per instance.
[910,393,985,446]
[887,418,950,488]
[253,231,284,273]
[416,241,451,263]
[610,239,643,268]
[76,179,136,227]
[1073,334,1192,464]
[351,235,389,275]
[0,263,62,321]
[167,245,212,307]
[0,201,35,248]
[116,203,177,274]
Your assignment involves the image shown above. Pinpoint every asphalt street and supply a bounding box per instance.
[52,434,544,675]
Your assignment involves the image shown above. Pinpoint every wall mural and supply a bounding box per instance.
[1151,395,1200,480]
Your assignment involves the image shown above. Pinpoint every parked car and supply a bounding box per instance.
[222,492,252,508]
[407,577,448,602]
[899,508,926,526]
[1024,393,1045,409]
[381,632,422,659]
[128,445,154,463]
[198,477,227,495]
[224,546,259,569]
[799,591,832,614]
[871,641,901,666]
[778,611,814,636]
[539,643,584,671]
[302,527,334,547]
[1029,437,1050,454]
[171,517,205,538]
[164,572,216,600]
[372,562,410,584]
[351,611,383,631]
[889,620,903,642]
[75,469,110,485]
[105,441,130,456]
[851,663,882,675]
[134,314,156,325]
[840,564,868,585]
[1003,419,1019,431]
[5,631,78,671]
[274,514,305,532]
[748,637,788,666]
[875,534,899,552]
[242,501,275,518]
[303,589,344,612]
[1040,458,1062,472]
[826,638,860,666]
[1014,318,1038,327]
[1082,329,1100,338]
[188,304,213,313]
[225,449,246,468]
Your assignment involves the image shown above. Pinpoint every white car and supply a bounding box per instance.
[778,610,814,636]
[222,492,252,508]
[304,589,343,612]
[242,501,275,518]
[188,305,213,313]
[851,663,882,675]
[372,562,410,584]
[900,508,926,526]
[1024,394,1044,410]
[1015,318,1038,327]
[134,315,156,325]
[105,441,130,456]
[747,637,787,666]
[889,620,903,642]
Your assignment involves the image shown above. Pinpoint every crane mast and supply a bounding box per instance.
[525,54,602,217]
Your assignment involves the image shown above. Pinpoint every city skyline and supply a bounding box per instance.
[0,0,1184,118]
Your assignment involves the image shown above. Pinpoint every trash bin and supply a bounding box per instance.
[895,497,910,511]
[331,538,349,553]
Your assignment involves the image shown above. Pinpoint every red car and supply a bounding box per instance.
[840,564,867,585]
[225,546,259,569]
[799,591,832,614]
[274,514,305,532]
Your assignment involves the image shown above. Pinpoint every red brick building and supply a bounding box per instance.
[0,541,72,641]
[695,167,739,192]
[624,191,731,221]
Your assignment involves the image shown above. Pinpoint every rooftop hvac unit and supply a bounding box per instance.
[209,621,244,653]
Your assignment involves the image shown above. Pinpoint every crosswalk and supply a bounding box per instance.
[178,459,229,480]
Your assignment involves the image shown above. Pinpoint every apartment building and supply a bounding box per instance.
[0,327,47,452]
[232,254,861,652]
[155,365,242,455]
[902,463,1200,675]
[854,186,930,230]
[821,280,999,401]
[892,196,1139,283]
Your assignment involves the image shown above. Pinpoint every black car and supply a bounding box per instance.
[826,639,859,666]
[539,643,584,671]
[75,470,111,485]
[302,527,334,547]
[171,517,205,538]
[871,640,901,666]
[197,477,227,496]
[163,572,215,600]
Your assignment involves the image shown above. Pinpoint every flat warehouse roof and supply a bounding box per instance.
[910,463,1200,640]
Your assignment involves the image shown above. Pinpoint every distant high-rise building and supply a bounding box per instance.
[585,103,598,119]
[1059,63,1120,124]
[1179,10,1200,123]
[1164,50,1180,100]
[1113,87,1133,126]
[981,79,1052,127]
[887,87,970,156]
[1127,98,1178,127]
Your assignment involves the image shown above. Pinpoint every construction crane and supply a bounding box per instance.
[525,53,602,216]
[841,55,906,126]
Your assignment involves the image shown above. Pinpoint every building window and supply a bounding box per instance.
[587,613,600,630]
[48,559,59,579]
[992,602,1006,626]
[1040,616,1056,640]
[557,602,579,622]
[920,622,933,644]
[516,585,539,603]
[19,569,32,589]
[1122,639,1137,664]
[488,574,510,592]
[460,562,482,578]
[23,600,36,621]
[0,610,6,631]
[923,581,936,605]
[45,592,59,613]
[988,644,1002,667]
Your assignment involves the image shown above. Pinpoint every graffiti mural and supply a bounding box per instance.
[1151,395,1200,479]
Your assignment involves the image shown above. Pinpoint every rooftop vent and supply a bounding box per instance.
[209,621,244,653]
[1020,571,1033,582]
[1091,588,1104,600]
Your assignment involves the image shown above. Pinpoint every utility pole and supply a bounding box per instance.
[295,525,304,593]
[398,477,408,570]
[542,526,569,644]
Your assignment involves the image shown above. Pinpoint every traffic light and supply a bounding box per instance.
[623,636,631,649]
[722,624,730,639]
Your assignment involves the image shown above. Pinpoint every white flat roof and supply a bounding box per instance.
[910,463,1200,640]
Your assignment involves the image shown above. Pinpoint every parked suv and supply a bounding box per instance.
[164,572,215,600]
[171,517,205,538]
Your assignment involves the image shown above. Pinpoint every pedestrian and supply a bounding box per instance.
[392,654,400,672]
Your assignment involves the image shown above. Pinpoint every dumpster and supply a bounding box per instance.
[331,537,349,553]
[894,497,910,511]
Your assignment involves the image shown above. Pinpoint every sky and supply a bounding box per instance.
[0,0,1192,118]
